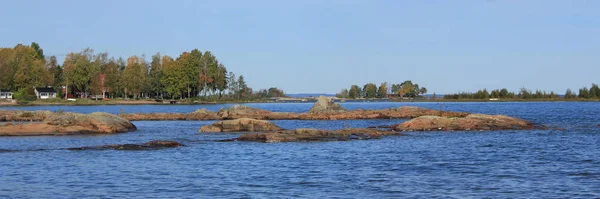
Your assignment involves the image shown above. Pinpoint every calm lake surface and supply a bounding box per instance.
[1,102,599,198]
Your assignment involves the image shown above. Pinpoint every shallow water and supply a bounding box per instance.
[1,102,599,198]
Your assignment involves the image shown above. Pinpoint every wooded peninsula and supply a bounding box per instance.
[0,42,285,104]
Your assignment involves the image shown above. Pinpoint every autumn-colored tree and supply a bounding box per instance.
[200,51,219,95]
[1,43,267,100]
[0,48,15,89]
[377,82,388,98]
[63,48,96,96]
[12,44,48,91]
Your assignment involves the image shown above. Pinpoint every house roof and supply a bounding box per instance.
[0,89,11,92]
[35,87,57,93]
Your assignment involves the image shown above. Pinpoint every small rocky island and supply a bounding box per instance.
[393,114,535,131]
[0,112,136,136]
[199,118,284,132]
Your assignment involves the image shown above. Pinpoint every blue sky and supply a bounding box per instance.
[1,0,598,94]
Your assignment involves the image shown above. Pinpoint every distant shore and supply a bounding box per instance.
[1,97,598,107]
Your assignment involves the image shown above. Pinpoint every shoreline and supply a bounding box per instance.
[2,98,599,107]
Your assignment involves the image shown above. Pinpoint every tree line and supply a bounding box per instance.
[0,43,286,100]
[336,80,427,99]
[443,84,600,100]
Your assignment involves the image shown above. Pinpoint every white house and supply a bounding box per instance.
[35,87,57,99]
[0,89,12,99]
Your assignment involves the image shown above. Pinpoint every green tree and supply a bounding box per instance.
[336,89,349,98]
[31,42,44,60]
[215,64,228,97]
[267,87,286,97]
[177,51,200,98]
[589,83,600,98]
[161,56,186,99]
[419,87,428,95]
[578,87,590,99]
[363,83,377,98]
[227,72,238,98]
[236,75,251,99]
[391,84,401,95]
[121,56,148,98]
[349,85,361,99]
[499,88,509,98]
[102,58,122,98]
[564,89,574,99]
[149,53,164,98]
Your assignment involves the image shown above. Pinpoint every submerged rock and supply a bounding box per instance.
[235,128,398,142]
[393,114,535,131]
[0,112,137,136]
[67,140,182,151]
[199,118,284,132]
[308,96,346,114]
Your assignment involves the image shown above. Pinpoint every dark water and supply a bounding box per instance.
[1,102,599,198]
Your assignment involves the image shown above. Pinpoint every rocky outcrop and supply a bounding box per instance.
[308,96,346,114]
[217,105,274,119]
[234,128,398,142]
[199,118,284,132]
[393,114,535,131]
[0,112,137,136]
[122,106,468,121]
[67,140,182,151]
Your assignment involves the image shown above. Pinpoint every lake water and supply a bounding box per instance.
[1,102,599,198]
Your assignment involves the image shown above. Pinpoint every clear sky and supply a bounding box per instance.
[1,0,598,94]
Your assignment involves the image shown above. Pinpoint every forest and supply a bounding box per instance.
[443,85,600,100]
[0,43,286,100]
